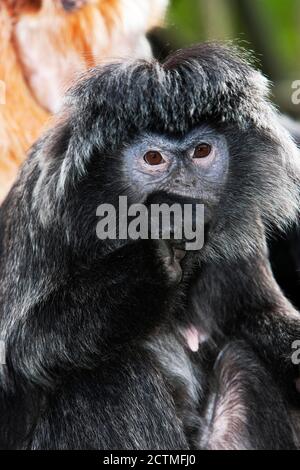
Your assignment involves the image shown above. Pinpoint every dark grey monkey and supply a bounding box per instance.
[0,44,299,449]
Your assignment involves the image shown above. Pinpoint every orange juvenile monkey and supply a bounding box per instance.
[0,0,168,200]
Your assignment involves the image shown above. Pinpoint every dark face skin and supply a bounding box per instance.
[122,125,229,215]
[120,125,230,278]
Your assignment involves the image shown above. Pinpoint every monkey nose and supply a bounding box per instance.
[174,178,197,187]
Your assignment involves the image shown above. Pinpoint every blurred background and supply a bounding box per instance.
[152,0,300,118]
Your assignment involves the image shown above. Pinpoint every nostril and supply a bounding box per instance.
[174,179,196,188]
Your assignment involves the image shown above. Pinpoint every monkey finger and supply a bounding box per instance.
[156,241,184,285]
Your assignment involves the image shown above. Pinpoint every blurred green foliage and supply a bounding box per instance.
[165,0,300,116]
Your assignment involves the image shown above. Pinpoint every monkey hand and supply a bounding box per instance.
[156,240,186,286]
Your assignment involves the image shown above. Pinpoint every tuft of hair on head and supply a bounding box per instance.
[26,42,300,236]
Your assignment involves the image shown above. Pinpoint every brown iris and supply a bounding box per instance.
[193,143,212,159]
[143,151,164,166]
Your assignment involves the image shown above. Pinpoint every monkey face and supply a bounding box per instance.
[121,125,229,217]
[24,44,300,263]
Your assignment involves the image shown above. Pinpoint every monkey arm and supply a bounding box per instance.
[3,240,176,390]
[201,341,296,450]
[191,254,300,393]
[237,257,300,386]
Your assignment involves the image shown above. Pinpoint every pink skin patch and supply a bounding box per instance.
[182,326,205,352]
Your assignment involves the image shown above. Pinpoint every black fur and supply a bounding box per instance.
[0,43,300,449]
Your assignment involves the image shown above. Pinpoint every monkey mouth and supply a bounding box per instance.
[144,190,210,249]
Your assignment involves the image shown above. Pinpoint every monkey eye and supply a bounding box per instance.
[143,151,165,166]
[193,143,212,159]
